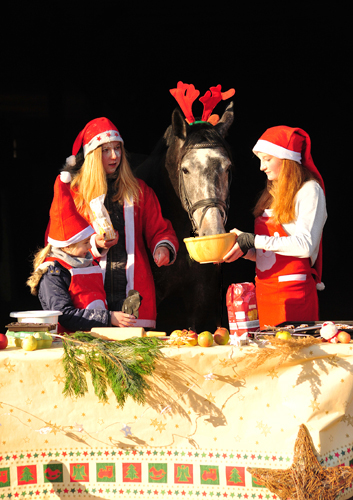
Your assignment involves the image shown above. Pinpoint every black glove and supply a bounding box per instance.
[122,290,142,318]
[237,232,255,256]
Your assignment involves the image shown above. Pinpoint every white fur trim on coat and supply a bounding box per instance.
[124,198,135,295]
[60,171,72,183]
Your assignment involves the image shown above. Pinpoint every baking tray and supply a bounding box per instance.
[254,321,353,339]
[278,321,353,334]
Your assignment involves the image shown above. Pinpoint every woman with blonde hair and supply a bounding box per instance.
[223,126,327,328]
[29,173,136,332]
[53,117,179,329]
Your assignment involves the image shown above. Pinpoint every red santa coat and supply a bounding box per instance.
[79,179,179,329]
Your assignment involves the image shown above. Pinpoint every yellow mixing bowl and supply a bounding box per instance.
[184,232,237,263]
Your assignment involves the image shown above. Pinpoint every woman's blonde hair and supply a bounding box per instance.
[26,244,52,295]
[253,159,320,224]
[70,145,141,219]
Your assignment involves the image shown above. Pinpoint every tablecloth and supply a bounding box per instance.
[1,339,353,499]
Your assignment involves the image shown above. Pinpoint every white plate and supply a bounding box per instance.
[10,310,62,324]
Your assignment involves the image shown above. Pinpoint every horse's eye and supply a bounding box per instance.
[181,167,189,175]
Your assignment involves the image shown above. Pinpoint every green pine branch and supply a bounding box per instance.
[61,332,165,407]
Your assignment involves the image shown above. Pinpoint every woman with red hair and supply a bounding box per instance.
[224,126,327,328]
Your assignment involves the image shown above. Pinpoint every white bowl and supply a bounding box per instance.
[10,310,62,324]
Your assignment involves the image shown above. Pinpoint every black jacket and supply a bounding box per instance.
[38,260,111,332]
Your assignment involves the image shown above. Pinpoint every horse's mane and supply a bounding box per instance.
[132,132,168,182]
[133,121,233,186]
[147,133,168,162]
[182,124,233,160]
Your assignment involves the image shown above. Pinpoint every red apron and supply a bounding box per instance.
[46,258,107,333]
[255,211,318,328]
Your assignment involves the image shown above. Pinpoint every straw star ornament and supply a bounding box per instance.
[247,424,353,500]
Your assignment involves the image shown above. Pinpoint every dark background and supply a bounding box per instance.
[0,6,350,330]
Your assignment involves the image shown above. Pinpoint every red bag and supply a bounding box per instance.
[226,282,259,336]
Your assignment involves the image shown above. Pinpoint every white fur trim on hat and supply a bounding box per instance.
[65,155,76,167]
[48,225,94,248]
[60,171,72,183]
[83,130,123,157]
[253,139,302,163]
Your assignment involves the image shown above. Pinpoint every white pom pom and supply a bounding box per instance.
[60,171,72,183]
[320,321,338,340]
[316,282,325,291]
[65,155,76,167]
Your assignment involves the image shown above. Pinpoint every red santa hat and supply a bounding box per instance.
[47,172,95,247]
[70,117,123,159]
[252,126,325,193]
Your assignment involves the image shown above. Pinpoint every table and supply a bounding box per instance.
[1,339,353,499]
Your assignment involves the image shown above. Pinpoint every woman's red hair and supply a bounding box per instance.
[253,159,321,224]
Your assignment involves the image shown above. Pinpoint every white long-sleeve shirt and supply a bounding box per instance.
[244,180,327,265]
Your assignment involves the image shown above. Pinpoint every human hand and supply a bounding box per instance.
[111,311,137,327]
[154,246,170,267]
[222,228,245,263]
[95,231,119,250]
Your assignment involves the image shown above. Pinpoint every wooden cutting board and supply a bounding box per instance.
[90,327,146,340]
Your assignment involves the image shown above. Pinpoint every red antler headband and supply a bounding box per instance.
[170,82,235,125]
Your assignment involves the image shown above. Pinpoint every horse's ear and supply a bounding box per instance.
[214,101,234,138]
[171,107,188,141]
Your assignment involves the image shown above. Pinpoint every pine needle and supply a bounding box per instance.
[61,332,165,407]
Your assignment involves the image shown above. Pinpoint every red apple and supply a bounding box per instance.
[170,329,184,338]
[337,331,351,344]
[198,331,214,347]
[0,333,8,350]
[170,329,198,346]
[214,327,230,345]
[186,329,198,346]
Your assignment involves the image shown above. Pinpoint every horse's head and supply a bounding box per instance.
[165,101,234,236]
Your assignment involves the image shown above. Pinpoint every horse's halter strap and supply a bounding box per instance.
[179,143,232,236]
